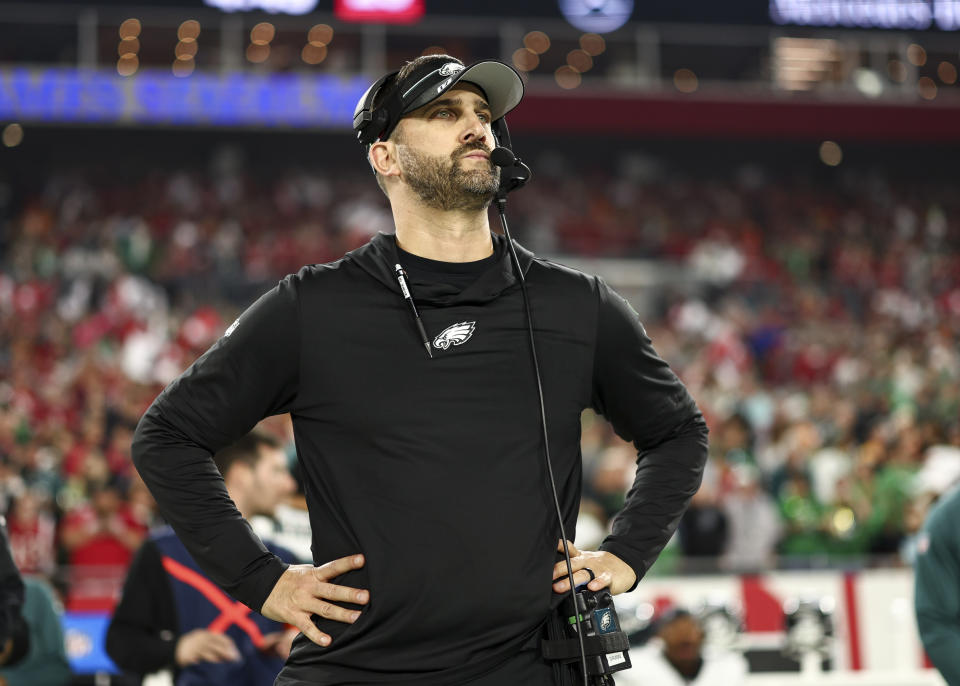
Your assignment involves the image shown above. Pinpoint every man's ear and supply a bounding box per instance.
[369,140,400,179]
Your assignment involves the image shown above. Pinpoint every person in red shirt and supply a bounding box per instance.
[59,477,147,611]
[6,490,57,578]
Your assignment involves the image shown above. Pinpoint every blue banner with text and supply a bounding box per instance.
[0,68,368,128]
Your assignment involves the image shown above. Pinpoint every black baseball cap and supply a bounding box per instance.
[354,55,524,145]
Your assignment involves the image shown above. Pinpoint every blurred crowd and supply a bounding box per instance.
[0,139,958,613]
[560,155,960,573]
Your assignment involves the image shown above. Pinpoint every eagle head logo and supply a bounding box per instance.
[599,610,613,632]
[433,321,476,351]
[439,62,464,77]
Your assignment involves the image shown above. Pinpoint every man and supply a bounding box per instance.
[107,431,298,686]
[914,484,960,685]
[620,609,746,686]
[131,54,708,684]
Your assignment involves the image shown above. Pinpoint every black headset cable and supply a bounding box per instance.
[495,192,591,686]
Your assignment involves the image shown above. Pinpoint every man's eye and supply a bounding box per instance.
[434,110,452,118]
[478,113,490,123]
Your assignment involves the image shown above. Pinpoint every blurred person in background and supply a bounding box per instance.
[582,441,635,525]
[914,483,960,685]
[131,54,708,685]
[103,424,137,479]
[107,430,298,686]
[720,463,781,572]
[0,525,28,673]
[867,423,924,556]
[5,490,56,580]
[677,480,728,567]
[0,576,71,686]
[620,608,746,686]
[776,472,828,565]
[248,415,312,564]
[0,518,69,685]
[58,476,146,611]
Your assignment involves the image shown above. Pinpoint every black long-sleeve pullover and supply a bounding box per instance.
[132,232,708,685]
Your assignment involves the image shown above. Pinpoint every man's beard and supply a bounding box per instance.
[398,142,500,212]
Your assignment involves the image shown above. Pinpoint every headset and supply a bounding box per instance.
[352,70,403,147]
[352,66,531,200]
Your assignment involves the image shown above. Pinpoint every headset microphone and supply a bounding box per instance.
[491,147,532,200]
[490,146,515,167]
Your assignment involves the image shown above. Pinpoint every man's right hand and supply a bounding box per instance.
[260,554,369,648]
[175,629,241,666]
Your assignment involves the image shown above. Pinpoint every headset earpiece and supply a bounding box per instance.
[353,71,400,146]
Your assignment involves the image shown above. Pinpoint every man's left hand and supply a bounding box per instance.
[551,540,636,596]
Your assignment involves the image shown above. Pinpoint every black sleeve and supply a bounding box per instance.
[132,275,301,611]
[590,278,709,588]
[106,540,178,674]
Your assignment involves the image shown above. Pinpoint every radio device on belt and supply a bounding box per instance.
[541,587,632,685]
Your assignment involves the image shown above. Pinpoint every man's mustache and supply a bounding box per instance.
[452,142,490,159]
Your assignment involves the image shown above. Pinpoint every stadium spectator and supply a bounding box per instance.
[5,491,56,579]
[776,472,828,563]
[0,577,71,686]
[915,485,960,686]
[620,609,747,686]
[106,430,298,686]
[59,477,146,611]
[678,482,728,563]
[720,464,781,572]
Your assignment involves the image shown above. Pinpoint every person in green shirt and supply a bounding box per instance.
[0,577,70,686]
[914,484,960,685]
[777,472,829,559]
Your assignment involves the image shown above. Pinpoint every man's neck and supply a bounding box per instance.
[391,197,494,263]
[666,654,703,680]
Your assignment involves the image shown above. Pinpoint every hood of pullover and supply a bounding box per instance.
[346,231,535,307]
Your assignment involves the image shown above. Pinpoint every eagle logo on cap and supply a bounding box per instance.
[439,63,464,77]
[433,321,476,350]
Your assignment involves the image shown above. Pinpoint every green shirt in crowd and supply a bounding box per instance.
[915,485,960,686]
[0,577,71,686]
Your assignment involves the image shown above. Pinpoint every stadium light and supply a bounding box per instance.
[555,65,581,89]
[2,123,23,147]
[512,48,539,73]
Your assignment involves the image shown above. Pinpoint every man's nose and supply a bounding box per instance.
[461,115,488,144]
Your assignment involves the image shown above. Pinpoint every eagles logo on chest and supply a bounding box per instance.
[433,322,476,350]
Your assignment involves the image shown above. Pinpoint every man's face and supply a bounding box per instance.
[246,446,296,518]
[392,83,500,212]
[660,616,704,667]
[92,487,121,519]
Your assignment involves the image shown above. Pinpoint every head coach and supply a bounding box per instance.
[131,54,709,685]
